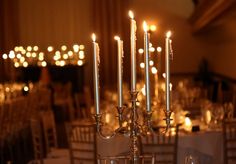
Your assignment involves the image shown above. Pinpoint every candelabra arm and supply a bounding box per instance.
[94,113,126,139]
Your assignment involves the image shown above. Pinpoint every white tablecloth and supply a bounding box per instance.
[97,130,223,164]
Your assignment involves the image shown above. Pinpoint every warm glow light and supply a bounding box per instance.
[149,47,155,52]
[53,55,58,61]
[60,60,65,66]
[33,46,39,51]
[27,46,32,51]
[18,46,24,51]
[61,45,67,51]
[184,117,192,131]
[9,51,15,59]
[150,25,156,31]
[114,36,120,40]
[55,51,60,56]
[151,67,157,74]
[141,85,146,96]
[157,47,162,52]
[32,52,37,58]
[149,43,152,47]
[55,61,60,66]
[79,45,85,50]
[138,48,144,54]
[14,47,19,52]
[16,53,21,59]
[140,62,145,69]
[149,60,154,66]
[77,60,83,66]
[23,61,28,67]
[26,52,31,58]
[38,52,44,61]
[2,54,8,59]
[14,62,20,68]
[5,87,10,92]
[79,51,85,59]
[143,21,149,32]
[41,61,47,67]
[63,54,69,59]
[166,31,172,38]
[128,10,134,19]
[23,86,29,92]
[47,46,54,52]
[162,73,166,78]
[21,49,26,54]
[73,44,79,52]
[20,57,25,63]
[92,33,96,42]
[170,83,173,91]
[68,51,73,56]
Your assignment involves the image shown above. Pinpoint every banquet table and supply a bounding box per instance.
[96,129,223,164]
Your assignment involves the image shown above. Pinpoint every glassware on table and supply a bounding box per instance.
[210,103,224,129]
[224,102,234,119]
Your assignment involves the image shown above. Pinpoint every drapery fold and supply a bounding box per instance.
[92,0,131,89]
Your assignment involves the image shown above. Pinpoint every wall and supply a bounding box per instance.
[202,7,236,80]
[131,0,210,75]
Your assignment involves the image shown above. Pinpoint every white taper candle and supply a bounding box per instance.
[92,33,100,114]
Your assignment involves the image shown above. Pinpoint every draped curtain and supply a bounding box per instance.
[92,0,131,90]
[0,0,131,88]
[0,0,20,82]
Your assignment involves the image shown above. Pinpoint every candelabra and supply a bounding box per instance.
[93,10,173,164]
[94,91,172,163]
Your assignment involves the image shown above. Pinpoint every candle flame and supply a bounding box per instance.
[114,36,120,40]
[166,31,171,38]
[128,10,134,19]
[157,47,162,52]
[92,33,96,42]
[143,21,149,32]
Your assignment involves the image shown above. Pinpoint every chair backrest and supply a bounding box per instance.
[223,119,236,164]
[66,122,97,164]
[30,119,44,164]
[140,125,179,164]
[41,110,58,155]
[97,154,155,164]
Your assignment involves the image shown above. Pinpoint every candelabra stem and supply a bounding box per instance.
[130,91,140,163]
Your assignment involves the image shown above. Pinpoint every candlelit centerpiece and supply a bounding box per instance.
[93,10,174,163]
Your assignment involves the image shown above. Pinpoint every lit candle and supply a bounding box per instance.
[129,10,137,92]
[165,31,171,112]
[92,33,100,114]
[143,21,151,112]
[114,36,124,108]
[157,46,162,78]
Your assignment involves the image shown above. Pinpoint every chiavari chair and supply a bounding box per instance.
[223,119,236,164]
[30,118,44,164]
[41,110,58,155]
[66,122,97,164]
[97,154,155,164]
[140,125,179,164]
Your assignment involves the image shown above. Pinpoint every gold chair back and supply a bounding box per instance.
[97,154,155,164]
[66,123,97,164]
[140,125,179,164]
[223,119,236,164]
